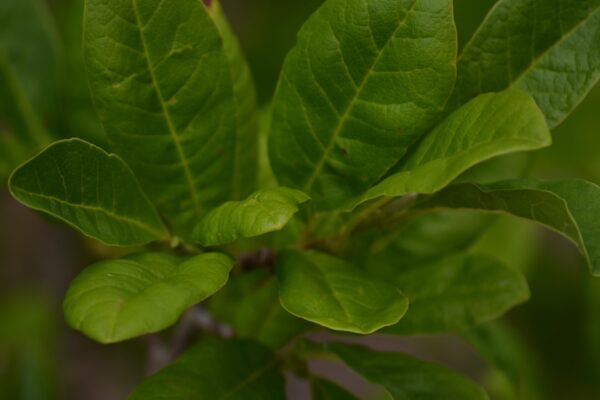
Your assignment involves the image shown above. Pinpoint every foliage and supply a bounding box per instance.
[2,0,600,397]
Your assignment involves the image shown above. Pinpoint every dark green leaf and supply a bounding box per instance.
[276,250,408,334]
[419,179,600,275]
[233,277,311,350]
[453,0,600,128]
[0,0,58,145]
[193,187,310,246]
[63,252,233,343]
[130,338,285,399]
[269,0,457,210]
[357,90,551,207]
[465,322,543,400]
[208,1,260,200]
[326,342,488,400]
[385,253,529,335]
[9,138,169,246]
[84,0,255,235]
[311,378,358,400]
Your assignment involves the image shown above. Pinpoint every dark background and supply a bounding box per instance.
[1,0,600,398]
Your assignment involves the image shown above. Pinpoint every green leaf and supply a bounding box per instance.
[9,138,169,246]
[465,322,543,400]
[84,0,255,235]
[269,0,457,210]
[385,253,529,335]
[276,250,408,334]
[0,0,58,145]
[453,0,600,128]
[63,252,233,343]
[419,179,600,276]
[325,342,488,400]
[233,277,311,349]
[357,90,551,207]
[311,378,358,400]
[130,338,285,399]
[192,187,310,246]
[208,1,260,199]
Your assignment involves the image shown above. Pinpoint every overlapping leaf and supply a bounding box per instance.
[84,0,257,235]
[311,378,358,400]
[192,187,309,246]
[130,338,285,399]
[325,343,488,400]
[63,252,233,343]
[276,250,408,334]
[386,253,529,334]
[208,1,260,200]
[9,139,169,246]
[269,0,457,210]
[453,0,600,128]
[357,90,551,207]
[418,179,600,276]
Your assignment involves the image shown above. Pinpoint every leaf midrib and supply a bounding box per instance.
[131,0,202,215]
[219,357,278,399]
[302,0,418,193]
[12,186,166,239]
[459,2,600,91]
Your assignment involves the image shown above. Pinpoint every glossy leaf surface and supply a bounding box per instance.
[276,250,408,334]
[130,338,285,399]
[193,187,309,246]
[419,179,600,275]
[454,0,600,128]
[359,90,551,207]
[9,139,168,246]
[327,343,488,400]
[63,252,233,343]
[269,0,457,210]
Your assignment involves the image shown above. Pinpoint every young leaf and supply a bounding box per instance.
[233,277,311,350]
[269,0,457,210]
[385,253,529,335]
[325,342,488,400]
[208,1,260,200]
[84,0,254,235]
[63,252,233,343]
[9,139,169,246]
[453,0,600,128]
[311,378,358,400]
[357,90,551,207]
[276,250,408,334]
[192,187,310,246]
[130,338,285,399]
[417,179,600,276]
[0,0,58,145]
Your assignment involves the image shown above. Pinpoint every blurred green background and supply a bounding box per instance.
[1,0,599,398]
